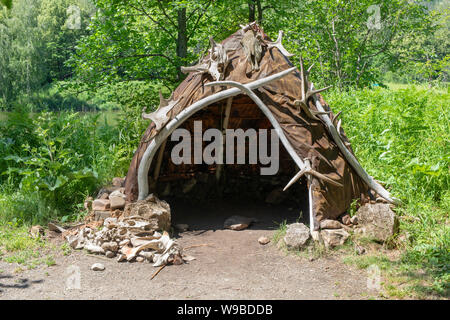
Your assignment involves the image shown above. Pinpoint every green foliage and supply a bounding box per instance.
[0,109,122,224]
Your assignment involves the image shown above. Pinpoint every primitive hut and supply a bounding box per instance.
[123,23,398,231]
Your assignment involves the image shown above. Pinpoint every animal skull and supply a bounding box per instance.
[181,37,230,81]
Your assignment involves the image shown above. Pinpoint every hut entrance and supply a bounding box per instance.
[147,95,310,230]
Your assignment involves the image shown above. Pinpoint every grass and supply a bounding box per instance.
[326,85,449,298]
[0,222,60,270]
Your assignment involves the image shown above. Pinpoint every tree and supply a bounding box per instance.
[284,0,432,89]
[0,0,12,9]
[70,0,217,90]
[0,0,94,108]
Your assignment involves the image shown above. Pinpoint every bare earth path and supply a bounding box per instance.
[0,227,370,300]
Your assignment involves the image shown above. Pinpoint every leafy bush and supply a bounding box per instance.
[326,85,449,294]
[0,109,120,223]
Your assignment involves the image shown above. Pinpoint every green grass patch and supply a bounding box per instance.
[0,223,60,270]
[326,85,449,298]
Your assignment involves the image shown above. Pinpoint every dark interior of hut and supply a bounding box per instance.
[147,95,310,231]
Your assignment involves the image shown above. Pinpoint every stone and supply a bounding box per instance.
[101,241,118,252]
[84,197,93,210]
[117,254,126,262]
[319,219,343,229]
[355,203,399,242]
[105,251,116,258]
[350,216,358,225]
[99,192,109,200]
[92,199,110,211]
[320,229,350,249]
[283,223,310,249]
[139,251,154,261]
[94,211,111,221]
[265,188,287,205]
[85,244,105,254]
[341,214,352,225]
[136,256,145,263]
[311,230,321,242]
[175,224,189,232]
[91,263,105,271]
[224,216,254,231]
[29,225,44,238]
[112,177,125,187]
[258,236,270,245]
[110,196,126,210]
[109,189,126,199]
[122,194,171,231]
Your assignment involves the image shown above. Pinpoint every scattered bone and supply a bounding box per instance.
[182,255,196,262]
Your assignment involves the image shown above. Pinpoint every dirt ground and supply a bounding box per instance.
[0,200,374,300]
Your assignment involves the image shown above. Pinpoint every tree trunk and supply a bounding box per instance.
[256,0,263,24]
[248,0,255,22]
[176,7,187,79]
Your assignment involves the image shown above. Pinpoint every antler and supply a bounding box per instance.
[266,30,294,57]
[142,90,179,131]
[294,56,332,120]
[180,54,209,76]
[283,158,343,191]
[240,21,257,33]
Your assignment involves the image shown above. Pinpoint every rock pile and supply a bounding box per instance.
[281,202,398,250]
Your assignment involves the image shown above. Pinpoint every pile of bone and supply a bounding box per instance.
[66,194,183,266]
[66,217,182,266]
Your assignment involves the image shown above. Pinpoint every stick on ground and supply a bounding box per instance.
[151,264,166,280]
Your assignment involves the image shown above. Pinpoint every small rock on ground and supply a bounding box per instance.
[258,236,270,245]
[91,263,105,271]
[320,229,350,249]
[224,216,254,231]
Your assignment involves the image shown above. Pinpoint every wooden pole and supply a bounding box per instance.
[216,97,232,181]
